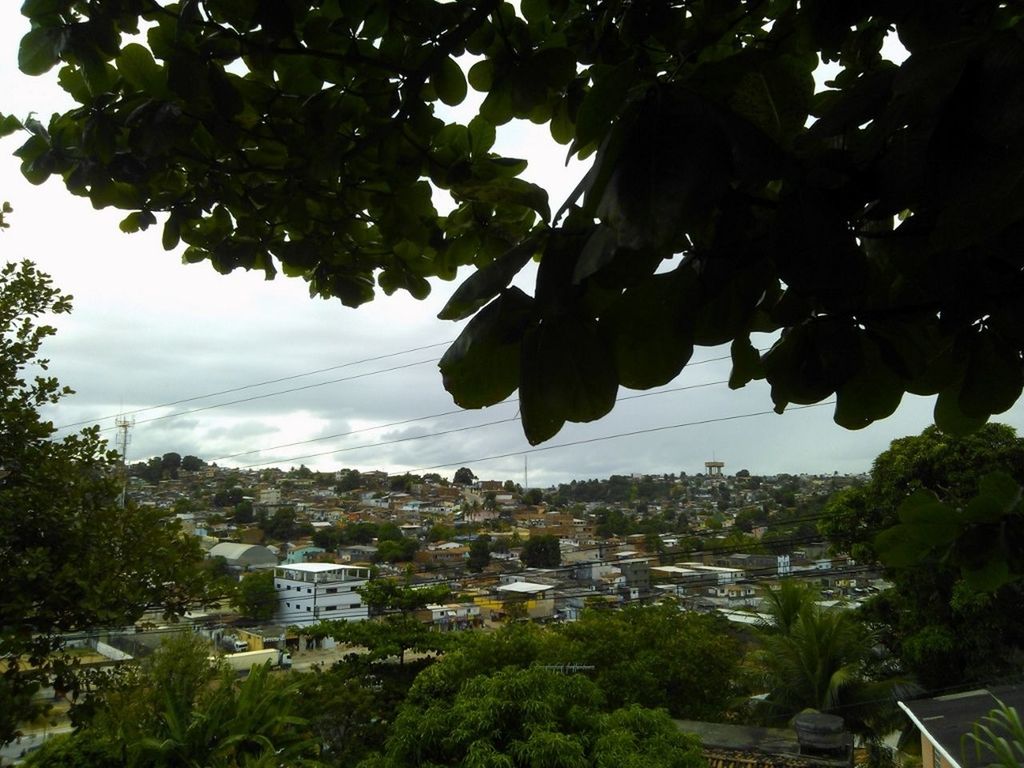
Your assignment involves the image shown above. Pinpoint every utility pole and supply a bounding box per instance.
[115,415,134,507]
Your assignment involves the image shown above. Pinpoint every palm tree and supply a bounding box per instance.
[130,664,322,768]
[753,584,908,742]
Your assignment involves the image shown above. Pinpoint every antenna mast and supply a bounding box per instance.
[115,415,134,507]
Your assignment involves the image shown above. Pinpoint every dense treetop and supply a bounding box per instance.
[5,1,1024,443]
[0,261,212,742]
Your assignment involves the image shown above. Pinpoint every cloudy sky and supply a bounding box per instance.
[4,7,1023,487]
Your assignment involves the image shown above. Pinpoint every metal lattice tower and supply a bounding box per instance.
[115,415,134,507]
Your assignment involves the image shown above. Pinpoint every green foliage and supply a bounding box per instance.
[874,472,1024,592]
[964,700,1024,768]
[314,613,450,667]
[453,467,476,486]
[0,261,212,742]
[357,579,450,614]
[467,536,491,573]
[820,424,1024,689]
[232,499,254,523]
[262,506,312,541]
[234,570,276,621]
[520,534,561,568]
[293,663,413,767]
[14,2,1024,443]
[29,633,322,767]
[751,589,907,741]
[557,604,742,720]
[374,537,419,563]
[405,607,740,722]
[180,454,205,472]
[365,665,705,768]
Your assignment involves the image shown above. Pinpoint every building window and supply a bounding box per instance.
[307,588,312,594]
[326,587,337,594]
[285,602,290,608]
[306,606,311,612]
[323,605,336,611]
[350,603,359,609]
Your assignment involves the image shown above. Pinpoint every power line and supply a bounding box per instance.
[222,379,730,468]
[98,358,438,433]
[54,340,456,431]
[400,402,836,477]
[239,415,524,468]
[56,349,737,440]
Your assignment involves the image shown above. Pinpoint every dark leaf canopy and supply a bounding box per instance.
[10,0,1024,442]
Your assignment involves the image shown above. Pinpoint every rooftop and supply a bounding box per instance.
[900,685,1024,768]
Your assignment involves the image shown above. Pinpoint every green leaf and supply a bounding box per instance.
[729,335,762,389]
[118,210,157,233]
[897,490,957,528]
[468,115,495,155]
[467,60,494,92]
[601,272,693,390]
[934,387,989,436]
[19,27,59,76]
[958,330,1024,418]
[439,288,534,409]
[833,338,903,430]
[438,237,540,321]
[0,114,22,137]
[575,60,637,151]
[519,314,618,444]
[962,557,1012,593]
[963,472,1022,524]
[117,43,165,95]
[432,56,467,107]
[453,177,551,223]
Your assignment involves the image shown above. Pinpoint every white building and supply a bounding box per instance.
[273,563,371,627]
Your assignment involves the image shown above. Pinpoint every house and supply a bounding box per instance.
[208,542,277,569]
[900,685,1024,768]
[338,544,378,563]
[415,542,469,567]
[417,602,483,630]
[273,563,371,627]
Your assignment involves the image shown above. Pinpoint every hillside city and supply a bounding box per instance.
[128,455,869,628]
[12,433,1024,768]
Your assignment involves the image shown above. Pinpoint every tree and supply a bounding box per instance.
[452,467,476,486]
[313,612,450,668]
[375,538,419,563]
[523,488,544,505]
[467,536,491,573]
[357,579,450,615]
[426,523,456,542]
[212,486,244,508]
[29,633,323,768]
[520,534,561,568]
[161,452,182,479]
[8,4,1024,446]
[752,584,908,742]
[0,260,211,743]
[557,604,742,721]
[232,498,254,523]
[180,454,205,472]
[234,570,276,621]
[363,665,706,768]
[262,506,311,541]
[292,663,406,767]
[820,425,1024,689]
